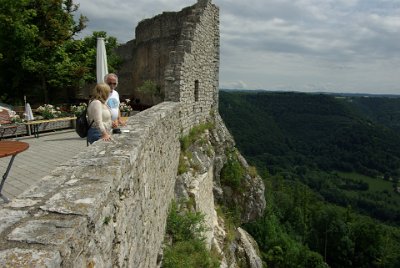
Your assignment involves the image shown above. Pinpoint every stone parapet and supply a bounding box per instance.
[0,102,181,267]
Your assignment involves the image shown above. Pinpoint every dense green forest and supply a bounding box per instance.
[219,90,400,267]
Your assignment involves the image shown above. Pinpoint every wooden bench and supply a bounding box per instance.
[24,117,76,138]
[0,110,18,140]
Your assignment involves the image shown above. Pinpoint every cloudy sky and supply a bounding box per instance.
[76,0,400,94]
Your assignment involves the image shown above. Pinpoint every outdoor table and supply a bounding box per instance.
[0,141,29,202]
[24,117,76,138]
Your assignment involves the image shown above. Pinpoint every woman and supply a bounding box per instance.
[87,83,112,144]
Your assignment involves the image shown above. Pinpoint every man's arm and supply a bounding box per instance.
[117,109,126,126]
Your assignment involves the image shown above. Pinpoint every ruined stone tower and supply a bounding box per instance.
[116,0,219,132]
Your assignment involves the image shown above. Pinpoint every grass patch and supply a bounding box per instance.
[338,172,400,200]
[215,205,238,244]
[301,170,400,224]
[178,122,215,175]
[163,201,220,268]
[163,240,220,268]
[178,153,189,175]
[180,122,215,151]
[248,165,258,178]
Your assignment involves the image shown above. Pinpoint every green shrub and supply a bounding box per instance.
[163,201,220,268]
[221,150,245,190]
[103,216,111,225]
[136,80,160,95]
[166,201,207,243]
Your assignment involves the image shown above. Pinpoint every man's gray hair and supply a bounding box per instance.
[104,73,118,83]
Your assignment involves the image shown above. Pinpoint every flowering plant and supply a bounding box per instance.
[70,102,87,117]
[36,104,62,119]
[10,114,25,123]
[119,99,133,112]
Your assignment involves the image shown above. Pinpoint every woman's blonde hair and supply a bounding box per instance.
[91,83,111,103]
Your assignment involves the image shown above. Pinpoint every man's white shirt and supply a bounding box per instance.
[107,90,120,121]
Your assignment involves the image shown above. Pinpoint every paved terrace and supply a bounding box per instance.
[0,129,86,203]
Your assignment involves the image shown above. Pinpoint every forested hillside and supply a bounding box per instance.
[220,91,400,178]
[219,90,400,267]
[350,96,400,134]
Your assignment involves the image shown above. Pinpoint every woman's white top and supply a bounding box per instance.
[87,100,112,134]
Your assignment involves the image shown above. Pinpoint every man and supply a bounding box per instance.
[104,73,125,128]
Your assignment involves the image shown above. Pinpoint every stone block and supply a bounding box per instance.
[0,248,61,268]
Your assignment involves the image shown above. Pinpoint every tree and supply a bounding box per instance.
[350,217,384,267]
[22,0,88,103]
[309,206,354,267]
[80,31,122,82]
[0,0,37,102]
[0,0,88,103]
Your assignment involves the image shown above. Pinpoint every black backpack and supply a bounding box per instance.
[75,107,93,138]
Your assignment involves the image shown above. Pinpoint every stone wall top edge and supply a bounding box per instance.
[135,1,214,42]
[66,102,181,162]
[0,101,181,223]
[136,3,196,27]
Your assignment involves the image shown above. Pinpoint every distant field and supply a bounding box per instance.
[338,171,400,204]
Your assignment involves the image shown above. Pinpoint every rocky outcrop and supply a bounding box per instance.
[210,114,266,223]
[174,114,266,267]
[234,228,263,268]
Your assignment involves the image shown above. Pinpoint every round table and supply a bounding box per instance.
[0,141,29,157]
[0,141,29,202]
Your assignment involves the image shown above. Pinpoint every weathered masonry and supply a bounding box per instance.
[117,0,219,133]
[0,1,220,267]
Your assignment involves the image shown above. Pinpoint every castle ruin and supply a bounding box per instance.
[0,1,265,267]
[117,0,219,133]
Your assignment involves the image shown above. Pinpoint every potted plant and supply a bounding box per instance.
[36,104,62,119]
[119,99,133,117]
[70,103,88,128]
[70,103,87,117]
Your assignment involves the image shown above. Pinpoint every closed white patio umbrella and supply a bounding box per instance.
[96,37,108,83]
[24,103,34,121]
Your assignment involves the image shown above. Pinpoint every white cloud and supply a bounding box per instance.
[220,80,248,90]
[75,0,400,94]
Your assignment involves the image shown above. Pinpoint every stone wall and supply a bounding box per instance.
[0,102,181,267]
[117,0,219,133]
[165,0,220,134]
